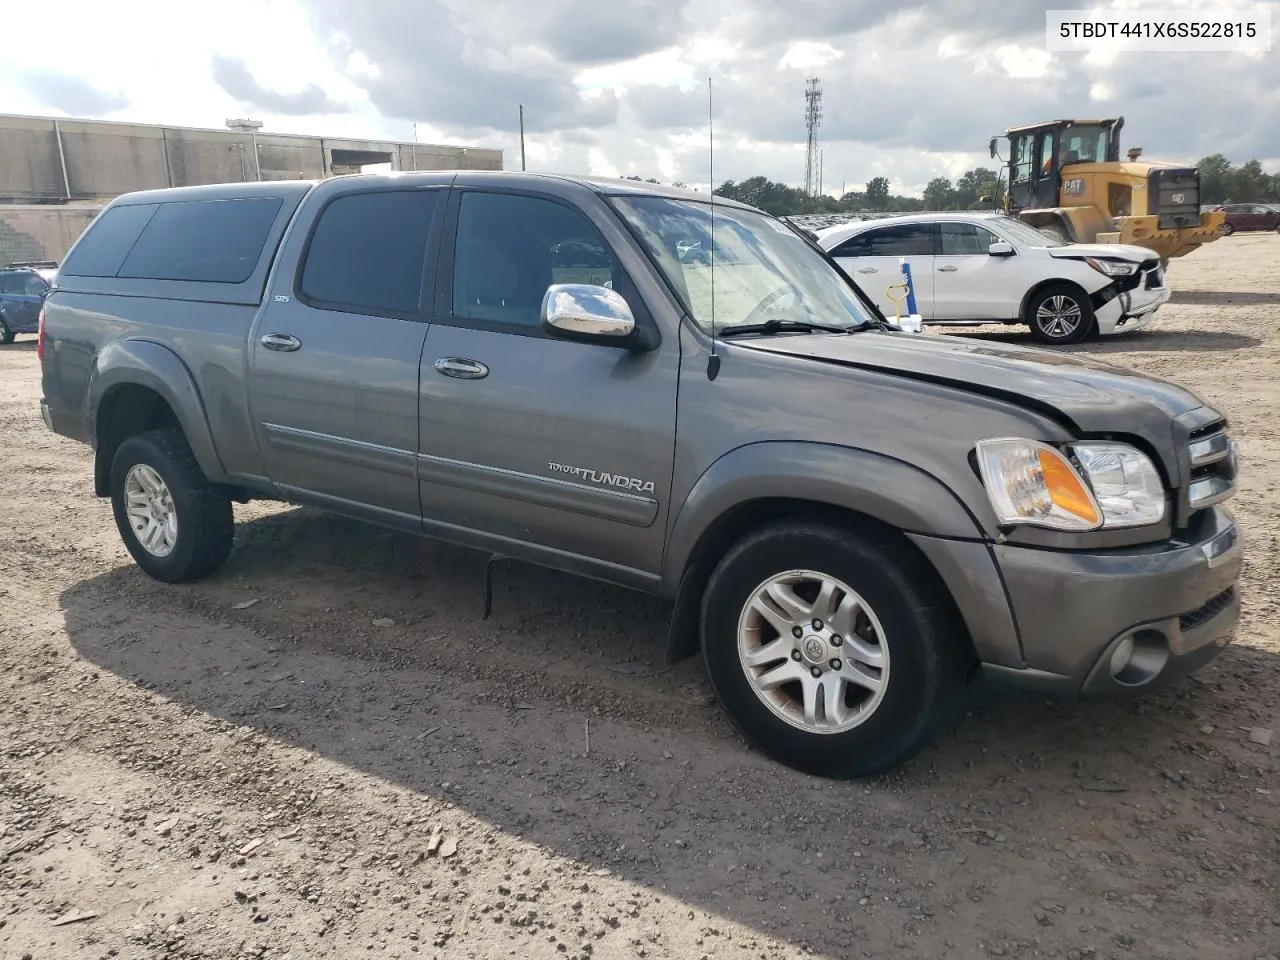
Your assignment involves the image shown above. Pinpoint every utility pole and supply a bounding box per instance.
[804,77,822,197]
[519,105,526,171]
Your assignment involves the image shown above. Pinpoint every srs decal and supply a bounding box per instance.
[548,461,656,495]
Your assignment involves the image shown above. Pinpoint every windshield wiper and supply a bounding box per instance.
[719,318,855,337]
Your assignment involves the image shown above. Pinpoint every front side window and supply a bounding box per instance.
[300,190,439,315]
[452,192,621,329]
[988,215,1067,248]
[612,196,878,333]
[939,222,999,256]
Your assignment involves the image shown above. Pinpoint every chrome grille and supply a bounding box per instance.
[1186,425,1237,511]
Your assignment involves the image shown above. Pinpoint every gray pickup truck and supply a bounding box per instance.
[38,172,1243,778]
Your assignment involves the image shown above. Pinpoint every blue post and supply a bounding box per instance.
[897,257,923,332]
[899,258,920,316]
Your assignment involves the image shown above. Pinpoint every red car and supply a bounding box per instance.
[1220,202,1280,234]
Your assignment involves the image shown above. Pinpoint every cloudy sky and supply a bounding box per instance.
[1,0,1276,196]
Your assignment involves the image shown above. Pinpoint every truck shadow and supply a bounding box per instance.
[1168,290,1280,307]
[946,328,1262,354]
[59,507,1277,957]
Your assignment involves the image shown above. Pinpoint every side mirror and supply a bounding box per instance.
[540,283,637,345]
[988,241,1015,257]
[989,137,998,159]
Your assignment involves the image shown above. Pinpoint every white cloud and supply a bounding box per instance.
[1,0,1276,197]
[993,44,1055,80]
[778,41,845,70]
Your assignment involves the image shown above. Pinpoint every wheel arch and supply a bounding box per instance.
[1018,276,1095,326]
[661,442,988,664]
[89,340,227,497]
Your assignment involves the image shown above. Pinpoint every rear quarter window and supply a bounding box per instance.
[59,204,159,278]
[117,198,285,283]
[60,197,284,283]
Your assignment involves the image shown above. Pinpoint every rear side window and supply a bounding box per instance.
[59,203,159,277]
[0,273,16,293]
[299,190,439,315]
[117,198,284,283]
[861,224,934,257]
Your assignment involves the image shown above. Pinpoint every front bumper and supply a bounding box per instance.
[984,507,1242,697]
[1095,281,1171,336]
[912,507,1242,699]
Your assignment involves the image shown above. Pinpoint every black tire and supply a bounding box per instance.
[1222,221,1235,235]
[1025,283,1095,345]
[109,427,233,583]
[0,315,14,345]
[699,519,974,779]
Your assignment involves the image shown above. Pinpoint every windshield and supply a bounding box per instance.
[611,196,878,332]
[1058,123,1110,165]
[989,215,1068,248]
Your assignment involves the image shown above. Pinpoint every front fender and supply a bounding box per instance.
[659,440,986,596]
[88,338,228,486]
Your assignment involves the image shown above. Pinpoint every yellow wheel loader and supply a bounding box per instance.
[987,117,1225,264]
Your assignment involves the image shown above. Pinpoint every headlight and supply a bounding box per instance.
[1085,256,1138,277]
[975,439,1166,531]
[1072,442,1166,527]
[976,439,1102,531]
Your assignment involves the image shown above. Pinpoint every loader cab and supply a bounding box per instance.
[996,118,1124,213]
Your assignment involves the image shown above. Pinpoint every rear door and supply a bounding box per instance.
[249,184,445,531]
[828,222,935,319]
[932,220,1024,320]
[416,187,679,583]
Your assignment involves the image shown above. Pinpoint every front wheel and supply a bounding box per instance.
[0,315,14,345]
[1026,283,1095,345]
[700,520,973,778]
[109,428,234,582]
[1222,222,1235,235]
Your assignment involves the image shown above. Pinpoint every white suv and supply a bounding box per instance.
[816,212,1171,345]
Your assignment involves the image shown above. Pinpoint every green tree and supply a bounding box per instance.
[922,177,954,210]
[865,177,891,210]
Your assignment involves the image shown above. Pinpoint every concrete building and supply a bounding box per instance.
[0,112,503,261]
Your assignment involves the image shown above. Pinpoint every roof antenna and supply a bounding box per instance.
[706,75,720,381]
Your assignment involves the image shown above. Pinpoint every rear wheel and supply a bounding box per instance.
[109,427,233,582]
[700,519,972,779]
[1026,283,1095,345]
[0,315,14,345]
[1222,221,1235,235]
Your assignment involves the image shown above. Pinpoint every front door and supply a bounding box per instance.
[417,187,679,582]
[932,220,1022,320]
[249,185,445,531]
[829,221,935,320]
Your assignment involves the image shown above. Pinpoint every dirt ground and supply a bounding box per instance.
[1,233,1277,960]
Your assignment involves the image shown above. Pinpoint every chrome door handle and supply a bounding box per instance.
[434,357,489,379]
[856,267,877,274]
[261,333,301,352]
[938,265,958,272]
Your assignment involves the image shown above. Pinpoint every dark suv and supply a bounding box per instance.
[0,261,57,344]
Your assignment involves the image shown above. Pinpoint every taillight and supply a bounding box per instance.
[36,304,46,361]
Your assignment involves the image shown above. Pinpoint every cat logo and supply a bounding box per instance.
[1063,178,1085,197]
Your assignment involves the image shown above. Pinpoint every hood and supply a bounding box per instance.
[734,330,1216,459]
[1048,242,1156,263]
